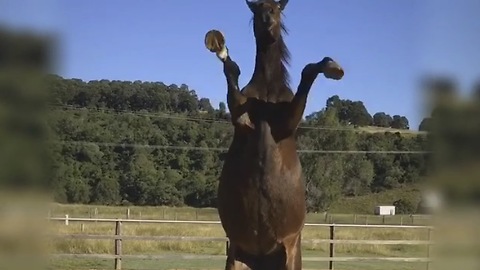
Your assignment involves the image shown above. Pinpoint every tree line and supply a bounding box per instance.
[46,75,430,212]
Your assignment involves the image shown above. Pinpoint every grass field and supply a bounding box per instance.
[8,202,479,270]
[43,203,434,270]
[47,220,430,270]
[49,256,429,270]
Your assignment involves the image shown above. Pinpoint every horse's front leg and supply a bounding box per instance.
[287,57,344,132]
[204,30,252,129]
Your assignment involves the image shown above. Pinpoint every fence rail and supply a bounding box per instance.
[47,217,434,270]
[47,206,433,226]
[49,216,434,229]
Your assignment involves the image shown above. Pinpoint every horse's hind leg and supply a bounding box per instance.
[224,243,252,270]
[284,232,302,270]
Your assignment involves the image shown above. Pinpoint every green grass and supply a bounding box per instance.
[48,249,429,270]
[49,255,430,270]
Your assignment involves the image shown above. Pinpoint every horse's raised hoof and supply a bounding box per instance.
[322,58,344,80]
[205,30,225,53]
[205,30,229,61]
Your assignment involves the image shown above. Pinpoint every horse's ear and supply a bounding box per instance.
[278,0,289,10]
[245,0,256,12]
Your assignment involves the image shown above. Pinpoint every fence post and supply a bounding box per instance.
[115,220,122,270]
[353,214,357,224]
[126,208,130,219]
[225,239,230,255]
[65,214,69,226]
[426,228,433,270]
[95,208,98,224]
[329,225,335,270]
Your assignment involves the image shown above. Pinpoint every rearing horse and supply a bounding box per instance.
[205,0,344,269]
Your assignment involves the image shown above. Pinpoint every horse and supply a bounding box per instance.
[204,1,344,269]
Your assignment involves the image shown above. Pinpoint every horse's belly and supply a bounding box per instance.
[218,168,306,255]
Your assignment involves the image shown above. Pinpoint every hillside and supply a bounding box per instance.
[329,185,422,214]
[39,75,431,213]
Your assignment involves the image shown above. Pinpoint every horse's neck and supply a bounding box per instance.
[249,39,290,101]
[252,41,284,85]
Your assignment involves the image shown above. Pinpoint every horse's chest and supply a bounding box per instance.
[221,151,303,212]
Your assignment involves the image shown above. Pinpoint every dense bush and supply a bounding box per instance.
[393,199,416,214]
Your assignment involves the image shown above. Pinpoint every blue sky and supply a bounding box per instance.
[1,0,479,130]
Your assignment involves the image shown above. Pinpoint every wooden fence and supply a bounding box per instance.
[48,217,434,270]
[47,207,433,226]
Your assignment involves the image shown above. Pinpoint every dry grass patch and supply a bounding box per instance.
[302,226,426,256]
[47,221,427,257]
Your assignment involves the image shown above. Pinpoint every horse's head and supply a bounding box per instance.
[246,0,288,44]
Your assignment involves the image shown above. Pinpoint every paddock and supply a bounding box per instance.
[47,216,434,270]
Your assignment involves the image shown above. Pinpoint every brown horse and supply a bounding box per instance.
[204,0,344,269]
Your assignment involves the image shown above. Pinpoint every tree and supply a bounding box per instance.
[91,176,120,205]
[198,98,214,113]
[304,155,344,212]
[373,112,392,127]
[121,151,162,205]
[325,95,372,126]
[393,198,416,214]
[326,95,349,123]
[65,177,90,204]
[348,101,373,126]
[219,102,226,113]
[342,156,375,196]
[177,91,198,112]
[217,102,228,119]
[391,115,409,129]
